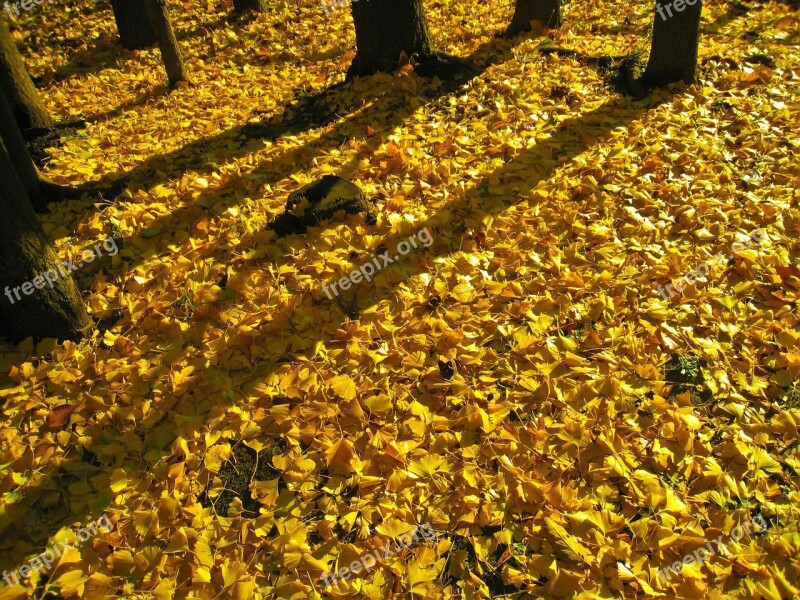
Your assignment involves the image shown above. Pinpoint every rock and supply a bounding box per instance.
[269,175,376,236]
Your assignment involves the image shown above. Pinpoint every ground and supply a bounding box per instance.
[0,0,799,598]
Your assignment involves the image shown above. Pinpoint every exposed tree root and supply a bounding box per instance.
[346,52,477,83]
[33,179,126,212]
[414,52,479,82]
[24,120,87,169]
[613,53,651,99]
[538,46,651,99]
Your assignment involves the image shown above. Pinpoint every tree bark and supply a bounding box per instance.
[110,0,157,50]
[505,0,561,37]
[0,19,54,132]
[643,0,703,86]
[0,88,123,210]
[0,88,43,207]
[0,138,92,342]
[144,0,188,87]
[233,0,268,14]
[348,0,435,78]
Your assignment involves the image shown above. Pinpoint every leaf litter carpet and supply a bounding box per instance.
[0,0,799,598]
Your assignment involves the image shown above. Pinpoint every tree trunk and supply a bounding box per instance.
[233,0,268,14]
[643,0,702,86]
[0,88,43,207]
[0,19,54,132]
[348,0,435,78]
[110,0,157,50]
[505,0,561,37]
[0,88,122,210]
[0,138,92,342]
[144,0,188,87]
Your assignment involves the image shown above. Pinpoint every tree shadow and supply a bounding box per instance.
[32,32,125,85]
[0,428,111,588]
[62,32,582,337]
[81,87,165,125]
[704,0,763,34]
[0,21,667,588]
[82,33,524,237]
[256,94,656,335]
[0,77,660,586]
[174,12,236,43]
[0,31,525,343]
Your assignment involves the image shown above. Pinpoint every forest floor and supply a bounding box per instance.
[1,0,799,598]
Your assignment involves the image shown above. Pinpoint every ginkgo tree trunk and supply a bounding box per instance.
[505,0,561,37]
[0,18,54,132]
[643,0,703,86]
[0,89,118,210]
[110,0,157,50]
[0,87,42,206]
[0,136,92,342]
[144,0,189,87]
[348,0,436,77]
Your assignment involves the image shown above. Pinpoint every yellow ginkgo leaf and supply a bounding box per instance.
[203,444,231,473]
[326,438,355,472]
[376,518,416,539]
[407,560,440,592]
[171,366,196,397]
[330,375,357,400]
[408,454,447,479]
[110,468,128,493]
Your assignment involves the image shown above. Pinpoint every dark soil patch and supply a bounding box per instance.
[665,353,704,385]
[773,381,800,410]
[440,533,524,597]
[199,439,286,518]
[665,352,713,406]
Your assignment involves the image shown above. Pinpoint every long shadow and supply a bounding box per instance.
[82,87,165,125]
[32,32,125,84]
[56,36,525,353]
[60,31,606,359]
[0,33,527,576]
[0,81,656,582]
[704,0,761,35]
[77,34,524,283]
[247,95,654,356]
[0,29,660,590]
[89,31,519,189]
